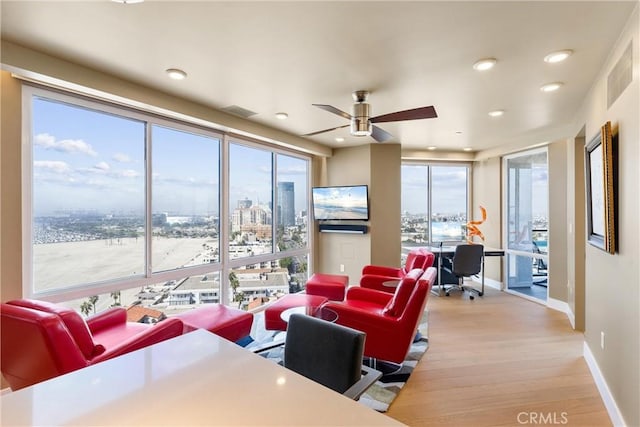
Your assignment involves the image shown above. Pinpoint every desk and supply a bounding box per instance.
[0,329,403,426]
[426,245,505,296]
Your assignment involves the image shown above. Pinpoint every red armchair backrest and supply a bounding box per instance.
[403,248,435,274]
[400,267,436,326]
[1,303,89,390]
[8,298,105,359]
[383,268,423,317]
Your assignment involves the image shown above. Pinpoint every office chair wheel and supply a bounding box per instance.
[478,292,484,297]
[469,295,475,300]
[445,292,450,297]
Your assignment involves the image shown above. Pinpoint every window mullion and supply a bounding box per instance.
[145,122,153,277]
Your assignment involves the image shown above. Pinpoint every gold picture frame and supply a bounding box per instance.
[585,121,616,254]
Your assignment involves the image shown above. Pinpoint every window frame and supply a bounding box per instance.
[22,85,312,305]
[401,161,472,246]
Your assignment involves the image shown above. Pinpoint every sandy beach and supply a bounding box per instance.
[34,237,213,293]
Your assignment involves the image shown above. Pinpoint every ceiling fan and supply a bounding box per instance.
[302,90,437,143]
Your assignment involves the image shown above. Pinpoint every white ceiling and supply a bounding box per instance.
[1,1,637,153]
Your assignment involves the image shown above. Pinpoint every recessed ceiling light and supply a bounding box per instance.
[335,137,345,142]
[544,49,573,63]
[540,82,563,92]
[427,146,437,150]
[455,131,463,135]
[112,0,144,4]
[275,112,288,120]
[473,58,497,71]
[488,110,505,117]
[166,68,187,80]
[463,147,473,152]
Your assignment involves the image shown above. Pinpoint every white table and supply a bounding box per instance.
[0,329,403,426]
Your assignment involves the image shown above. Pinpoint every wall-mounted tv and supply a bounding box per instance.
[312,185,369,221]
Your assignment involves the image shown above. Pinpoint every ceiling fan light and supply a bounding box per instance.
[351,120,372,136]
[351,102,372,136]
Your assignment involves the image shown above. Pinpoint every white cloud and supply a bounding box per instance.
[34,160,71,173]
[112,152,132,163]
[94,162,110,171]
[118,169,140,178]
[34,133,97,156]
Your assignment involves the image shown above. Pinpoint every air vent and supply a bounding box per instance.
[221,105,258,118]
[607,41,633,109]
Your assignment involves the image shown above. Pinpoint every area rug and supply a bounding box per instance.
[358,311,429,412]
[247,309,429,413]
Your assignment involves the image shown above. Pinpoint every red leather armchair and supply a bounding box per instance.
[359,247,435,293]
[1,299,184,390]
[324,267,436,364]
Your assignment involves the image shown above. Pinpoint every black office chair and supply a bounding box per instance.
[443,244,484,299]
[283,313,381,400]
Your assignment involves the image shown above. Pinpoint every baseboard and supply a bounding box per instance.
[567,306,576,329]
[583,341,626,426]
[546,297,569,314]
[471,276,502,290]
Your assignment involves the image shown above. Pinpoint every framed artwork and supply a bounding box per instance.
[585,121,616,254]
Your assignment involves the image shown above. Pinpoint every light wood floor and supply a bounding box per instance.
[386,287,611,426]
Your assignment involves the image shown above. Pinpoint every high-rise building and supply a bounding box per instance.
[277,182,295,227]
[237,198,252,209]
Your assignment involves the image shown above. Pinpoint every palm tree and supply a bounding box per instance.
[88,295,99,314]
[110,291,121,307]
[80,301,93,317]
[229,272,242,308]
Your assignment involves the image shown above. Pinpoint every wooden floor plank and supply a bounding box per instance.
[386,288,611,426]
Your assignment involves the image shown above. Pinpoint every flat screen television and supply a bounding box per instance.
[311,185,369,221]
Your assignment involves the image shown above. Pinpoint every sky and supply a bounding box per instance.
[32,97,308,217]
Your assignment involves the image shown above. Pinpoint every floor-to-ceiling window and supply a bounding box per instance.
[24,86,310,317]
[504,148,549,302]
[401,163,470,260]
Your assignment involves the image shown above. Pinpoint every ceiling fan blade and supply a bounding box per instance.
[371,125,394,143]
[371,106,437,123]
[312,104,352,120]
[302,124,350,137]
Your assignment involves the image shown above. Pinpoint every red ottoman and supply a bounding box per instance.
[176,304,253,343]
[305,273,349,301]
[264,294,328,331]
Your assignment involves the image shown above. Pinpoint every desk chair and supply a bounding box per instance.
[443,244,484,299]
[283,313,381,400]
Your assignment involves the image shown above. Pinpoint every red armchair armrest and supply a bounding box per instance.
[361,265,403,277]
[91,317,184,362]
[323,302,398,333]
[86,307,127,334]
[345,286,393,306]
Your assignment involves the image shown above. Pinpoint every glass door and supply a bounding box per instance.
[503,149,549,302]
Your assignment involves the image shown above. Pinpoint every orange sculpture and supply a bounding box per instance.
[465,205,486,244]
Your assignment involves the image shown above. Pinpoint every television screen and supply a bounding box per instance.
[312,185,369,220]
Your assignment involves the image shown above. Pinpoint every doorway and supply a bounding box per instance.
[503,148,549,303]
